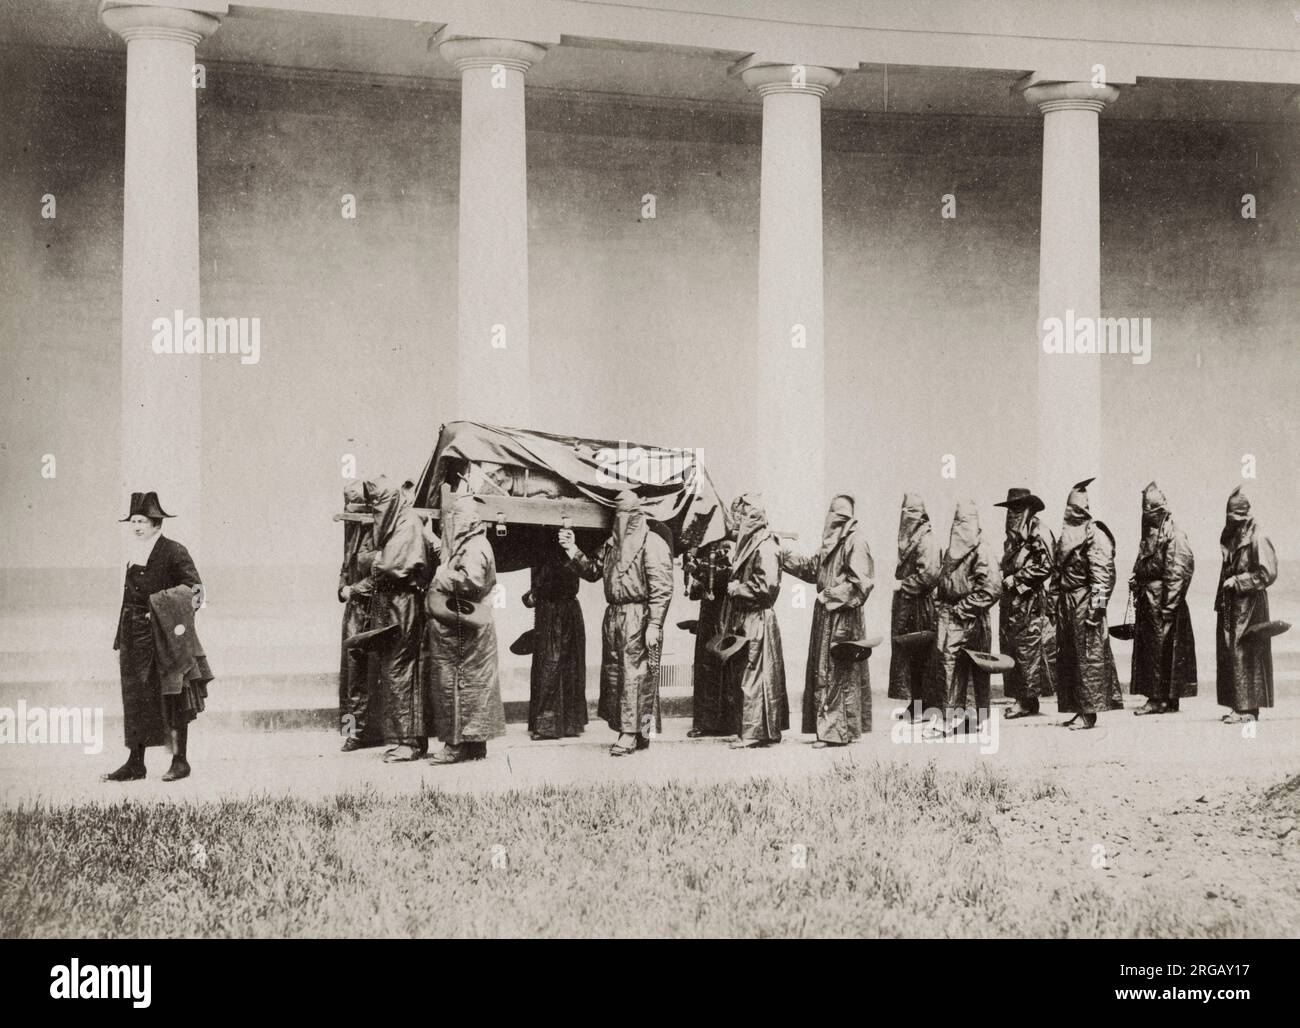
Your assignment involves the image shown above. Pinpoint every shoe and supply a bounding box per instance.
[1133,701,1166,716]
[1059,714,1079,727]
[427,744,469,765]
[729,738,766,749]
[1222,711,1257,724]
[101,762,146,782]
[341,738,362,753]
[161,757,191,782]
[384,745,424,763]
[686,728,706,738]
[1005,706,1039,720]
[1067,716,1097,731]
[635,735,650,751]
[609,743,635,756]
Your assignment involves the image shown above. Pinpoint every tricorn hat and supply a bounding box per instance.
[830,634,884,663]
[426,589,491,629]
[994,488,1044,514]
[120,491,173,521]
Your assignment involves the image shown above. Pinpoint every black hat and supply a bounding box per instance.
[509,629,535,656]
[426,588,491,629]
[120,491,173,521]
[706,631,748,663]
[829,635,883,662]
[994,488,1044,513]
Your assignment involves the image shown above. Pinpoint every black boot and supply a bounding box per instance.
[102,746,146,782]
[162,725,190,781]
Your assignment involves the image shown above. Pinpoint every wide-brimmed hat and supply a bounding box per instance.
[830,635,882,662]
[509,629,535,656]
[676,619,700,634]
[120,491,173,521]
[893,629,937,650]
[345,622,399,652]
[993,488,1044,514]
[426,589,491,629]
[962,649,1016,674]
[1240,620,1290,644]
[706,631,748,662]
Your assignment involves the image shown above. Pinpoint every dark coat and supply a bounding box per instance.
[1131,516,1198,700]
[1215,521,1278,711]
[114,536,202,748]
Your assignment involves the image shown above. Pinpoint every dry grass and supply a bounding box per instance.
[0,763,1292,938]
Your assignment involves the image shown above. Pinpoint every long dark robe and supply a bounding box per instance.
[429,522,506,745]
[338,488,382,745]
[888,504,939,705]
[999,514,1058,702]
[1215,520,1278,712]
[113,536,204,748]
[781,527,874,742]
[528,557,587,738]
[928,545,1002,713]
[353,484,431,748]
[1054,521,1123,715]
[723,536,789,743]
[686,542,736,734]
[569,525,674,735]
[1131,515,1198,700]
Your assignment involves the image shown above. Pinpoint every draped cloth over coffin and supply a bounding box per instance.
[413,422,730,572]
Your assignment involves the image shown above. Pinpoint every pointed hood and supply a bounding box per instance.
[730,491,772,572]
[1221,485,1256,549]
[945,499,981,565]
[821,494,857,561]
[897,492,931,564]
[612,490,648,575]
[369,475,407,548]
[443,492,486,560]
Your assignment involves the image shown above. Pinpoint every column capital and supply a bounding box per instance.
[433,32,547,75]
[1022,80,1120,115]
[733,59,842,99]
[99,2,222,45]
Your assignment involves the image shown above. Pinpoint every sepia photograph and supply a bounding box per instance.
[0,0,1297,1002]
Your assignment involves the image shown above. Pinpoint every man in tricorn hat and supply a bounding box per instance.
[1130,481,1197,715]
[1215,486,1278,723]
[1052,478,1122,729]
[105,492,211,782]
[560,490,673,756]
[996,488,1057,719]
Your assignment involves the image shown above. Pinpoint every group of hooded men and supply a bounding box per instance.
[337,474,1280,763]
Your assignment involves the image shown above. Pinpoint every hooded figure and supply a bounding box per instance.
[427,493,506,762]
[780,494,875,745]
[525,543,587,740]
[721,493,790,747]
[1052,479,1122,728]
[924,500,1002,733]
[684,538,736,737]
[562,491,673,755]
[1215,487,1278,721]
[887,493,940,713]
[996,489,1057,718]
[349,475,433,761]
[1131,482,1198,714]
[337,479,382,750]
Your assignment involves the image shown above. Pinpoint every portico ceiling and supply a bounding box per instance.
[2,0,1298,122]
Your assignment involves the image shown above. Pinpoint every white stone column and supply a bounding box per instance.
[437,35,546,425]
[739,62,841,543]
[1024,80,1119,517]
[101,1,219,551]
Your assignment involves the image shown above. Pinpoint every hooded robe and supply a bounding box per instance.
[527,551,587,738]
[1130,482,1198,701]
[568,493,674,735]
[1215,487,1278,712]
[1053,480,1123,715]
[887,494,940,705]
[686,540,737,734]
[428,494,506,745]
[350,476,432,748]
[999,503,1058,702]
[722,494,789,742]
[780,494,874,741]
[927,500,1002,715]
